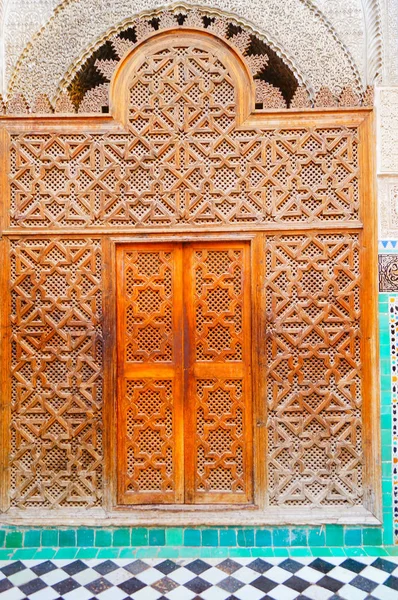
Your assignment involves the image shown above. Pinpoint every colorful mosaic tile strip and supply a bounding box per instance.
[379,241,398,251]
[0,525,391,550]
[390,297,398,543]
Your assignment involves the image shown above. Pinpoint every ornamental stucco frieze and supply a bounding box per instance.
[386,0,398,84]
[377,88,398,174]
[314,0,365,83]
[378,177,398,239]
[1,0,59,90]
[6,0,363,103]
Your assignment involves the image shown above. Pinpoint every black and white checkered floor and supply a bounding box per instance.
[1,557,398,600]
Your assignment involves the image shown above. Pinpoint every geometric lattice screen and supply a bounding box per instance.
[10,239,103,508]
[0,27,377,517]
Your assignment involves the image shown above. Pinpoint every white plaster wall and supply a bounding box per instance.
[377,87,398,239]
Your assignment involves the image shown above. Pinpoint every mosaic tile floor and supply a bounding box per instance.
[1,556,398,600]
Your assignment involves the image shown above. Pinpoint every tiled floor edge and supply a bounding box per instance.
[1,546,398,560]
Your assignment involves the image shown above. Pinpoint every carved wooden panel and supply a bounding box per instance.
[193,248,244,362]
[116,244,184,504]
[184,243,252,504]
[8,43,359,229]
[265,233,362,506]
[10,238,103,508]
[124,248,174,363]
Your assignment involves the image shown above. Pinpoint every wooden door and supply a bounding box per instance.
[116,241,252,505]
[116,244,184,504]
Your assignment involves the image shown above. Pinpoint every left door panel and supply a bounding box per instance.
[116,244,184,504]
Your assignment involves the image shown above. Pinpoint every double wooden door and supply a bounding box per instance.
[116,241,253,505]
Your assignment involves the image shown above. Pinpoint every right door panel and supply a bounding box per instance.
[183,242,253,504]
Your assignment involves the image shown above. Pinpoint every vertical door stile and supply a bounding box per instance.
[173,243,185,503]
[116,248,126,504]
[183,244,196,504]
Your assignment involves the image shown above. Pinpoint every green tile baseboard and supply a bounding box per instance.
[0,525,390,549]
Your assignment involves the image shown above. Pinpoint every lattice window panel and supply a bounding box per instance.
[193,248,244,362]
[8,45,359,229]
[124,249,173,363]
[265,233,362,507]
[122,379,175,495]
[9,238,103,508]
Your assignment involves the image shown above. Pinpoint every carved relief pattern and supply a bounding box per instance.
[123,249,174,363]
[255,81,287,108]
[10,238,103,508]
[6,93,29,114]
[379,178,398,239]
[378,88,398,174]
[193,248,244,362]
[379,254,398,292]
[9,44,360,229]
[121,379,175,495]
[6,1,362,104]
[195,379,247,494]
[265,233,362,506]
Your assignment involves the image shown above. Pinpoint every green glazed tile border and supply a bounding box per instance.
[0,524,392,550]
[0,295,392,552]
[1,546,398,559]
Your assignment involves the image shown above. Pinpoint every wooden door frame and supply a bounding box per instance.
[102,232,266,512]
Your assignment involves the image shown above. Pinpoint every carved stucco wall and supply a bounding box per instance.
[0,0,383,101]
[315,0,365,84]
[385,0,398,85]
[0,0,59,93]
[1,0,394,97]
[377,88,398,239]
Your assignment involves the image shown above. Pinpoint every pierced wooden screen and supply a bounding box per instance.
[116,242,252,505]
[265,233,362,506]
[9,238,103,508]
[8,38,359,230]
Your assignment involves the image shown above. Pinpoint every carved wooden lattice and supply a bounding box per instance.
[116,242,252,504]
[8,44,359,229]
[124,249,174,363]
[10,239,103,508]
[2,29,374,514]
[265,233,362,506]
